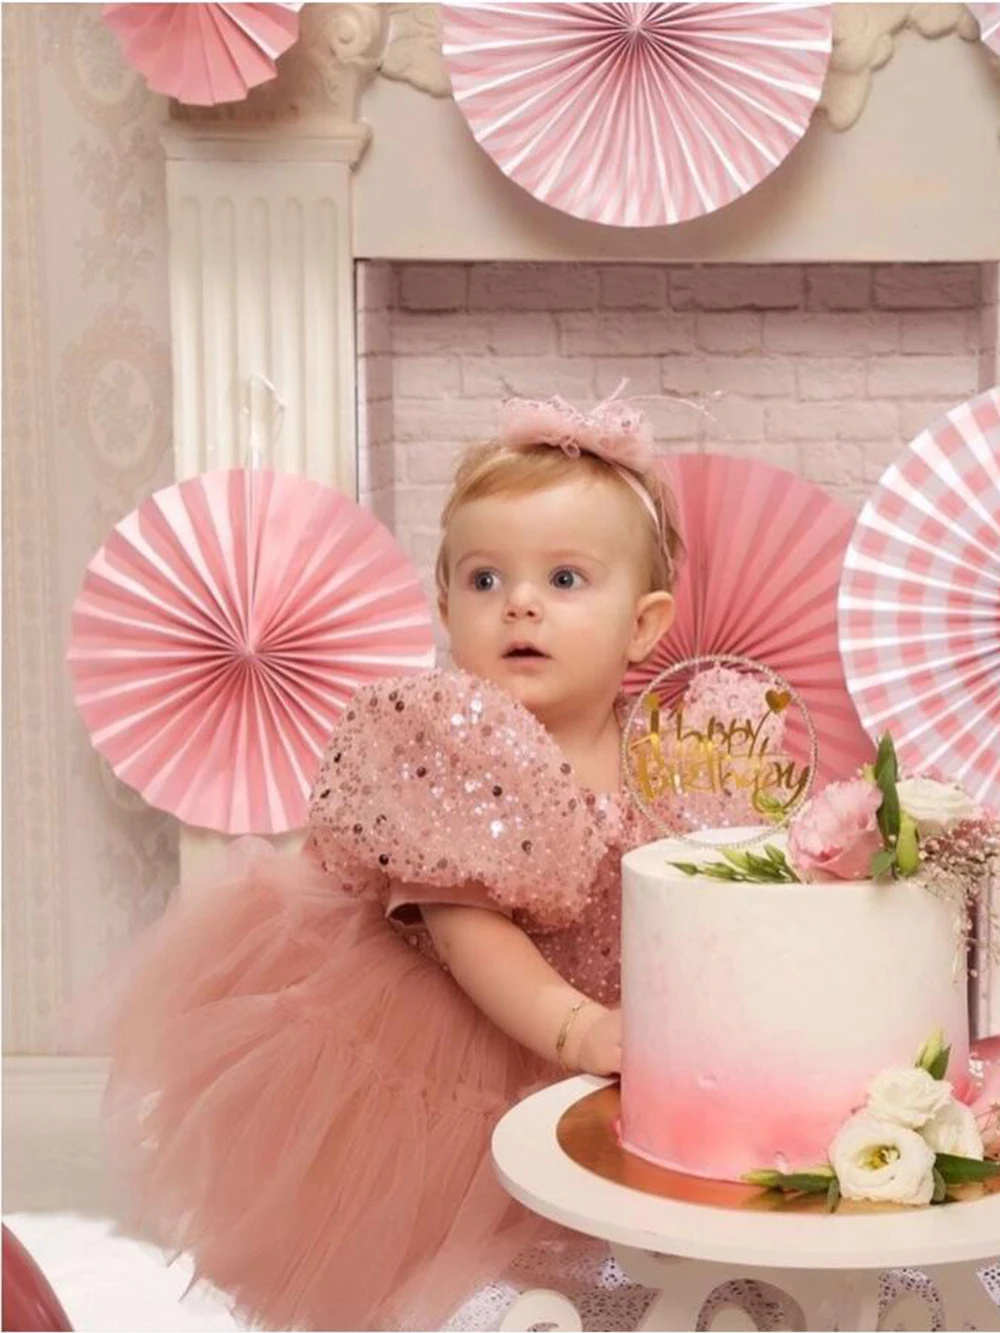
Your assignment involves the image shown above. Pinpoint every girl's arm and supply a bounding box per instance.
[421,902,621,1075]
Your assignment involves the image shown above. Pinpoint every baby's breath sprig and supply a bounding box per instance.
[918,816,1000,969]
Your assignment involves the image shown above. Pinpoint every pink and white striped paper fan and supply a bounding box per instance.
[441,2,833,228]
[969,3,1000,54]
[68,469,435,836]
[838,388,1000,811]
[625,452,873,785]
[103,3,302,106]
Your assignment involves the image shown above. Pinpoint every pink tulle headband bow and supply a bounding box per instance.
[496,381,661,528]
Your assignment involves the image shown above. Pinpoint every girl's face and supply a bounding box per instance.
[441,475,674,725]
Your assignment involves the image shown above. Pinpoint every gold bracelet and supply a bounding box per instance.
[555,998,591,1071]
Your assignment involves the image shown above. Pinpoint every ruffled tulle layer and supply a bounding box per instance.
[91,842,557,1330]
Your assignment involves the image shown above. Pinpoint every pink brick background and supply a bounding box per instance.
[357,262,988,624]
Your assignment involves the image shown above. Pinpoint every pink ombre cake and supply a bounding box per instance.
[620,829,970,1183]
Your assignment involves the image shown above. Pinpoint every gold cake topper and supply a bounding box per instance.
[622,654,818,847]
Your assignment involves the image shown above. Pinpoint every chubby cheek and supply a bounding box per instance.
[446,601,494,666]
[561,603,633,663]
[451,640,490,675]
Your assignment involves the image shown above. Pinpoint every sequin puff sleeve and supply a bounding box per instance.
[305,669,608,929]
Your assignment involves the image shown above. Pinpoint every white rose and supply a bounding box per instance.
[829,1111,936,1205]
[896,777,979,837]
[920,1099,984,1159]
[867,1066,953,1128]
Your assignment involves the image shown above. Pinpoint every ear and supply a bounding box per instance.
[438,594,450,632]
[627,591,675,664]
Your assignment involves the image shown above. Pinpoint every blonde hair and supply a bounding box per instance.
[435,440,684,606]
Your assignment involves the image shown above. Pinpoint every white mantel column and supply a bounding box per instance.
[161,5,388,878]
[163,127,364,492]
[161,0,390,487]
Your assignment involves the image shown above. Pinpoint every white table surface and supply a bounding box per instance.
[491,1075,1000,1271]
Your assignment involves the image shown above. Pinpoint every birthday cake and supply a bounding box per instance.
[617,660,998,1206]
[616,757,1000,1207]
[620,828,971,1183]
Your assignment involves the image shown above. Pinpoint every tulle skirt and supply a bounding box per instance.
[90,841,559,1331]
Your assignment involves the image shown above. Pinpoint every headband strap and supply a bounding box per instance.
[608,463,660,527]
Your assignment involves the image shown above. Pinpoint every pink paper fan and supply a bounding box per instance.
[103,3,302,106]
[969,3,1000,54]
[68,469,435,835]
[625,452,873,784]
[441,2,833,228]
[838,389,1000,812]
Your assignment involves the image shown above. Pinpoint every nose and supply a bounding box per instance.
[503,581,542,621]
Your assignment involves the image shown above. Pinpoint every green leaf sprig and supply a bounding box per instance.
[866,734,920,879]
[743,1166,834,1196]
[670,844,800,884]
[915,1027,951,1081]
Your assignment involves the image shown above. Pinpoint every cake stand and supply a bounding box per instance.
[491,1076,1000,1331]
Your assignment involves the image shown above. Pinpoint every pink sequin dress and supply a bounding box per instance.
[97,669,660,1332]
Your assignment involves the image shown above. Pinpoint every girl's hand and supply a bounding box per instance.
[571,1006,622,1076]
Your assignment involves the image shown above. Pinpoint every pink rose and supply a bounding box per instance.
[787,777,884,882]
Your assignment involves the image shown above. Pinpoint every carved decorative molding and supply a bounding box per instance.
[819,3,983,132]
[381,4,450,97]
[160,123,370,164]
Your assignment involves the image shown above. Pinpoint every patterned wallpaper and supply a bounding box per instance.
[3,5,177,1053]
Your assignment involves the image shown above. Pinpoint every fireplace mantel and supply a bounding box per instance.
[165,4,1000,265]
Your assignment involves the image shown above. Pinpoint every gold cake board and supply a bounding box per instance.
[556,1083,999,1215]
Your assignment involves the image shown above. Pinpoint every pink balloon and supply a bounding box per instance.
[2,1225,73,1332]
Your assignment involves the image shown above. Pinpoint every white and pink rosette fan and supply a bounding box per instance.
[102,3,302,106]
[68,470,435,836]
[838,388,1000,812]
[968,3,1000,55]
[441,2,833,227]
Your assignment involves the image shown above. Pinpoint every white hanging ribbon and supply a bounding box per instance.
[241,373,286,472]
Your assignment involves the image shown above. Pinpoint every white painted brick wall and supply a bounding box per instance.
[355,260,394,530]
[356,261,991,621]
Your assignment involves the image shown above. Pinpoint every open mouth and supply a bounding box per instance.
[503,645,549,660]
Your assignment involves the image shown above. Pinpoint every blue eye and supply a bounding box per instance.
[551,567,584,590]
[471,569,498,592]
